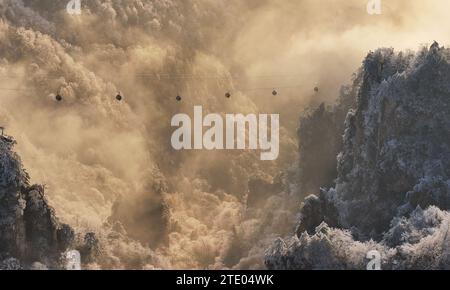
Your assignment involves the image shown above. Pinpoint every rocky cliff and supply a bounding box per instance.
[266,43,450,270]
[0,135,74,269]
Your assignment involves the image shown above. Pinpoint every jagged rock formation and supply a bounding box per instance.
[0,135,74,269]
[297,78,359,195]
[266,43,450,270]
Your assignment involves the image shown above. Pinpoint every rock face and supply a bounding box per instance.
[266,43,450,270]
[0,135,74,269]
[297,78,358,196]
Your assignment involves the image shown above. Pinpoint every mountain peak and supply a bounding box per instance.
[266,44,450,270]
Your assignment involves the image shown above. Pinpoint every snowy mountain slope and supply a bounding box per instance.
[266,43,450,270]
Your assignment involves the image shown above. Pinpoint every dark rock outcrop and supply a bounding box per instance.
[297,77,359,196]
[0,135,74,269]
